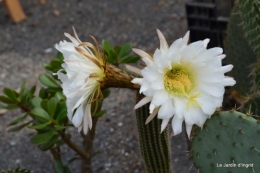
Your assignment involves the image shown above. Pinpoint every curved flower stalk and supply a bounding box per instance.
[131,29,236,138]
[55,29,106,134]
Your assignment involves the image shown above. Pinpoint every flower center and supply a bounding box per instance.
[163,63,197,97]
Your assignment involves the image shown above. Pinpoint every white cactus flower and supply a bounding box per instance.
[131,29,236,138]
[55,30,105,134]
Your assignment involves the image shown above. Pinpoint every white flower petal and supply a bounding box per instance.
[185,124,193,139]
[196,114,208,127]
[131,78,144,85]
[142,64,162,82]
[199,82,225,97]
[166,51,181,65]
[72,103,84,127]
[85,104,92,129]
[64,33,80,45]
[83,115,89,134]
[125,64,141,75]
[208,47,223,56]
[135,96,152,109]
[140,80,151,94]
[197,95,219,115]
[145,107,160,124]
[78,125,83,133]
[151,90,169,107]
[169,38,183,52]
[173,97,186,119]
[217,54,226,60]
[171,116,183,136]
[182,31,190,45]
[156,29,168,51]
[221,65,234,74]
[160,118,170,133]
[142,57,153,66]
[153,49,167,70]
[158,100,175,119]
[149,103,156,114]
[198,69,224,83]
[223,77,236,86]
[132,48,153,60]
[203,39,210,48]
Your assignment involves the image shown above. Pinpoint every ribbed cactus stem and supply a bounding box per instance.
[237,0,260,58]
[225,3,256,93]
[135,93,172,173]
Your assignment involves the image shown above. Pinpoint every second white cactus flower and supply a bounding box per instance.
[55,30,105,134]
[131,29,236,138]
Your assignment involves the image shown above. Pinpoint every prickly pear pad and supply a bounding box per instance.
[192,111,260,173]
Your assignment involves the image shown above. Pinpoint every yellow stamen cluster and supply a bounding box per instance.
[164,63,200,108]
[164,63,196,95]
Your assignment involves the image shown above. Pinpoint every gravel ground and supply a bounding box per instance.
[0,0,197,172]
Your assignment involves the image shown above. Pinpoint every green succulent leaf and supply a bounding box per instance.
[32,108,50,121]
[3,88,18,103]
[48,97,58,118]
[28,122,51,130]
[39,88,47,99]
[19,82,27,94]
[56,109,67,124]
[0,103,18,109]
[54,125,66,131]
[107,50,117,64]
[39,134,60,151]
[119,55,140,64]
[30,130,55,145]
[93,110,106,118]
[29,85,36,95]
[102,39,113,53]
[7,114,28,126]
[0,96,14,104]
[118,43,132,58]
[40,99,48,111]
[56,52,64,60]
[102,89,110,98]
[7,121,32,132]
[114,45,121,55]
[54,159,71,173]
[55,92,65,101]
[31,97,42,108]
[39,74,60,89]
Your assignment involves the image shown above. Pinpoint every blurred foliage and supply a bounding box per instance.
[102,39,140,66]
[0,40,137,172]
[0,168,32,173]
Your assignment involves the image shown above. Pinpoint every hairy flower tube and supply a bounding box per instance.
[55,30,106,134]
[131,29,236,137]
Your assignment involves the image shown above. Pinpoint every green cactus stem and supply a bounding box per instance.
[135,93,172,173]
[237,0,260,58]
[225,4,257,93]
